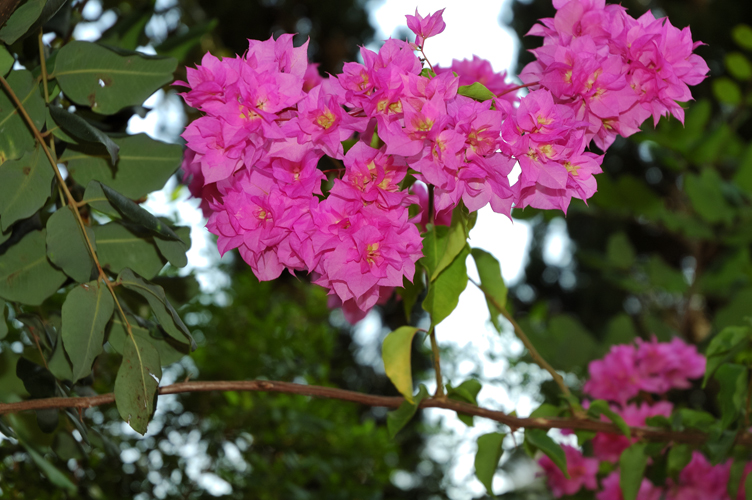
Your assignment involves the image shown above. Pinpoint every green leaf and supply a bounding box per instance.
[523,314,598,372]
[457,82,496,102]
[154,19,219,61]
[667,444,693,478]
[107,314,187,366]
[52,41,177,115]
[118,268,195,349]
[62,134,183,199]
[22,443,77,493]
[675,408,716,430]
[48,335,73,381]
[115,333,162,434]
[725,52,752,81]
[619,442,648,500]
[0,0,45,44]
[431,207,469,281]
[61,280,115,382]
[154,225,190,268]
[704,326,750,386]
[606,232,635,269]
[745,471,752,500]
[82,180,118,217]
[525,429,568,477]
[46,206,96,283]
[732,24,752,51]
[48,106,120,164]
[93,223,165,279]
[0,144,52,231]
[382,326,420,402]
[715,363,748,429]
[474,432,505,496]
[684,169,736,225]
[0,230,67,305]
[0,70,46,162]
[587,400,630,438]
[0,45,13,76]
[530,403,562,419]
[386,384,428,438]
[447,378,482,426]
[422,245,469,326]
[471,248,507,330]
[98,182,182,241]
[713,77,742,106]
[0,298,7,339]
[398,273,425,322]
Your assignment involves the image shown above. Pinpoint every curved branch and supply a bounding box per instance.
[0,380,748,446]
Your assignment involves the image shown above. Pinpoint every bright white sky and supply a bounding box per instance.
[127,1,564,497]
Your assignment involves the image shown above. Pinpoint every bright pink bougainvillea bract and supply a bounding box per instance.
[178,0,708,322]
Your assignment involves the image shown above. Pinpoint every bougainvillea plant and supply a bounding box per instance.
[4,0,752,497]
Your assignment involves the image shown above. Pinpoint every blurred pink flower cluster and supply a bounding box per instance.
[178,0,707,320]
[539,338,752,500]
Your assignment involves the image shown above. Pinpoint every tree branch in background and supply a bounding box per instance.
[0,380,749,446]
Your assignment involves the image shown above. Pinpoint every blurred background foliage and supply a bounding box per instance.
[2,0,752,498]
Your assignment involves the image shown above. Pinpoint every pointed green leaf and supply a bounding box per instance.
[382,326,420,402]
[745,470,752,500]
[386,385,429,438]
[398,272,425,322]
[0,145,52,231]
[475,432,505,496]
[82,180,118,217]
[22,443,77,493]
[0,0,45,44]
[48,106,119,164]
[420,224,447,279]
[98,182,181,240]
[108,314,188,365]
[431,209,469,281]
[0,299,6,339]
[525,429,568,477]
[0,70,46,162]
[447,378,482,426]
[48,336,73,381]
[118,268,195,349]
[667,444,693,478]
[62,280,115,382]
[457,82,496,102]
[619,442,648,500]
[52,41,177,115]
[0,45,13,76]
[704,326,750,386]
[46,206,96,283]
[471,248,507,330]
[423,245,469,326]
[93,222,165,279]
[62,134,183,199]
[154,225,190,268]
[588,400,631,438]
[115,334,161,434]
[0,230,67,305]
[715,363,748,429]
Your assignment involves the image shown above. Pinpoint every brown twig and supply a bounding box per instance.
[0,379,748,446]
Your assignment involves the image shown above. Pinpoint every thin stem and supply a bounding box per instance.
[38,28,49,103]
[427,184,435,225]
[429,328,444,398]
[0,74,144,376]
[0,379,749,446]
[497,81,540,98]
[31,330,48,369]
[468,278,573,400]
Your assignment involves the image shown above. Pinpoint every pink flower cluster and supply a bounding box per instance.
[583,337,706,405]
[178,2,706,319]
[538,339,752,500]
[515,0,708,210]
